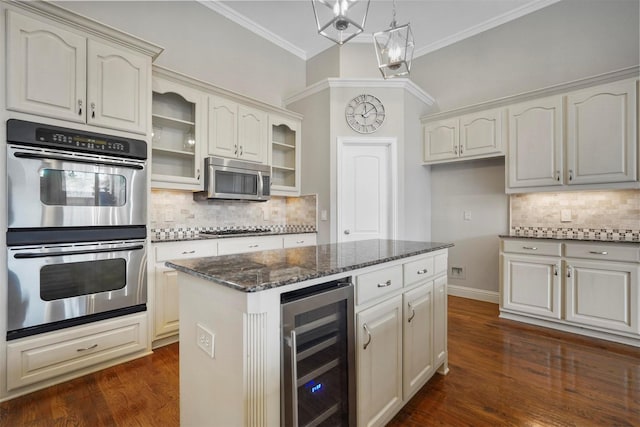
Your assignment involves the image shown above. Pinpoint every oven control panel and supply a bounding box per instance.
[37,128,130,154]
[6,119,147,160]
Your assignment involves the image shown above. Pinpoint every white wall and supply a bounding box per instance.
[55,1,306,107]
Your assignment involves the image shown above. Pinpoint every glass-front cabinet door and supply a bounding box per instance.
[269,114,301,196]
[151,74,204,190]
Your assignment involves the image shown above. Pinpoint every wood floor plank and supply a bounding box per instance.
[0,297,637,426]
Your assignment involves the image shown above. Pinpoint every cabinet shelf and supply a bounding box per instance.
[273,141,295,150]
[152,113,195,131]
[152,146,196,157]
[273,164,295,172]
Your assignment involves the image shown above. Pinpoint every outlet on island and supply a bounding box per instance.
[196,323,215,358]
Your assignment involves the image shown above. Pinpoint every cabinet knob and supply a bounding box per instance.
[569,169,574,181]
[377,280,392,288]
[416,269,428,275]
[555,171,560,181]
[239,145,243,156]
[459,145,464,154]
[567,265,572,278]
[77,99,83,116]
[90,102,96,119]
[234,144,238,155]
[344,229,350,235]
[454,145,458,155]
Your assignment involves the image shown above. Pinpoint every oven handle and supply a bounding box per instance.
[13,244,144,259]
[13,151,144,170]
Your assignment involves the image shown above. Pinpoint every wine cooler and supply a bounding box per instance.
[281,278,355,427]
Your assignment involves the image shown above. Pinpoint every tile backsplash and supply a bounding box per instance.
[510,189,639,236]
[150,189,317,231]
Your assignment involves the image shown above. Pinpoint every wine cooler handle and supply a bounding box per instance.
[290,330,299,424]
[363,323,372,350]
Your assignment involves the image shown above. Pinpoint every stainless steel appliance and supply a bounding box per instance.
[7,119,147,230]
[7,239,147,340]
[5,119,148,340]
[281,278,356,427]
[194,156,271,202]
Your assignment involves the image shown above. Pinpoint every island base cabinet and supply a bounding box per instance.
[565,260,639,334]
[402,283,434,400]
[356,295,403,427]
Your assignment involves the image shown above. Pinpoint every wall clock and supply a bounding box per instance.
[345,94,385,134]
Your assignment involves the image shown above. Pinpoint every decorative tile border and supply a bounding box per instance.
[511,226,639,242]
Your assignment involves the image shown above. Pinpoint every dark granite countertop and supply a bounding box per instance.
[166,239,453,293]
[500,235,639,244]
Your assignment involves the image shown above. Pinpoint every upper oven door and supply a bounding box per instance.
[7,144,147,229]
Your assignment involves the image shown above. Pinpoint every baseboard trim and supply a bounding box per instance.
[447,284,499,304]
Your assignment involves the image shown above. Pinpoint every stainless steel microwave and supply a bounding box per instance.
[194,156,271,202]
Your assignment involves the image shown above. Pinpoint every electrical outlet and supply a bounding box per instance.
[321,210,328,221]
[561,209,572,222]
[196,323,215,358]
[450,266,466,280]
[463,211,472,221]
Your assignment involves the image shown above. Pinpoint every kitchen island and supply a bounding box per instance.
[167,239,453,427]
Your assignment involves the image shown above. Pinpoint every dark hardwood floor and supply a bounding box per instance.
[1,296,638,426]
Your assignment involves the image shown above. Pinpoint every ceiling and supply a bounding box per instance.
[200,0,561,60]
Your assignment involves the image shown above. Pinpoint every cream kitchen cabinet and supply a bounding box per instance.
[507,78,639,192]
[500,238,640,346]
[433,275,448,369]
[566,79,638,185]
[270,114,302,196]
[217,235,282,255]
[356,295,404,427]
[208,96,268,164]
[151,72,206,190]
[423,108,505,164]
[282,233,317,248]
[6,10,156,135]
[507,95,564,189]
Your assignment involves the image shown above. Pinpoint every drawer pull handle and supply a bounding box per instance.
[363,324,372,350]
[248,244,259,248]
[77,344,98,352]
[377,280,392,288]
[522,246,537,250]
[407,303,416,323]
[416,269,428,275]
[182,250,196,254]
[589,251,608,255]
[296,240,304,244]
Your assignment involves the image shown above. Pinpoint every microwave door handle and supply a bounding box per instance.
[13,244,145,259]
[13,151,144,170]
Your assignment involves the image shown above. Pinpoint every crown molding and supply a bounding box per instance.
[284,78,436,107]
[421,66,640,122]
[414,0,563,57]
[197,0,307,60]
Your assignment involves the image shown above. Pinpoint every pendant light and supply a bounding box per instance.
[312,0,371,45]
[373,0,414,78]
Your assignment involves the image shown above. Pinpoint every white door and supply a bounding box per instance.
[338,138,397,243]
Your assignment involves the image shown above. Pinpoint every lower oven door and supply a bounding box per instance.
[7,240,147,339]
[7,144,146,229]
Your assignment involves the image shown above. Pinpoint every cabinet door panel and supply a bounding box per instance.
[208,96,238,157]
[423,119,459,162]
[433,276,448,369]
[502,254,561,319]
[87,40,148,134]
[6,11,86,123]
[566,260,638,334]
[566,79,638,184]
[508,96,563,188]
[357,296,403,427]
[154,267,180,339]
[238,105,267,163]
[459,108,505,157]
[403,283,434,400]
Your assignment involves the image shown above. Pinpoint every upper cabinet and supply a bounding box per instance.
[269,114,301,196]
[423,108,505,164]
[6,10,158,135]
[565,79,637,185]
[507,78,638,193]
[151,73,205,190]
[208,96,268,164]
[508,95,564,189]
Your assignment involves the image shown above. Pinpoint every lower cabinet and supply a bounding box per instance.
[500,239,640,345]
[355,250,449,427]
[6,313,148,391]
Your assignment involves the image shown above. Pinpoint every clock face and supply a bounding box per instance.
[345,94,385,134]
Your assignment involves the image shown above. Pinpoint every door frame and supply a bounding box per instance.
[336,136,398,243]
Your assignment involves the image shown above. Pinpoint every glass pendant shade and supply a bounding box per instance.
[312,0,371,45]
[374,21,414,79]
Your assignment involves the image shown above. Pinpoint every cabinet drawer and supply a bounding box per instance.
[404,256,434,286]
[502,240,562,257]
[283,233,317,248]
[356,265,403,306]
[217,235,282,255]
[7,313,147,391]
[565,242,639,263]
[155,240,218,262]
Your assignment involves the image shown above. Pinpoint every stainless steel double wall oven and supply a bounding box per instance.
[6,119,148,340]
